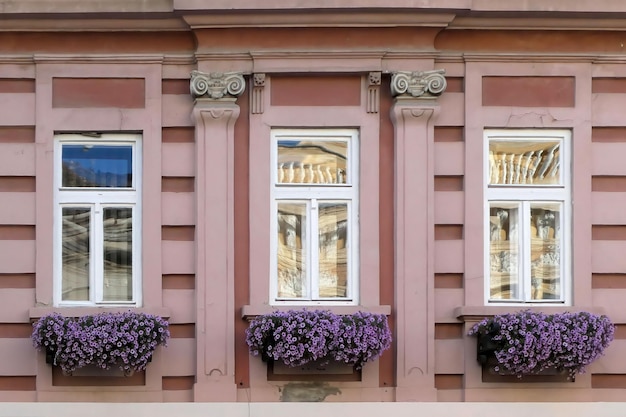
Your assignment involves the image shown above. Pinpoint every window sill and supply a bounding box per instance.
[29,306,171,320]
[241,304,391,321]
[454,305,605,322]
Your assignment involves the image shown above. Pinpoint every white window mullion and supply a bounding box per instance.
[521,201,532,302]
[93,203,103,303]
[309,198,319,300]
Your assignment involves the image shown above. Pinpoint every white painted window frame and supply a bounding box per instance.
[53,133,142,307]
[270,128,359,306]
[484,129,571,305]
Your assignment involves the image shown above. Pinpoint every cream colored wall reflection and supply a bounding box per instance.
[277,140,347,185]
[277,202,307,298]
[318,203,348,298]
[489,140,560,185]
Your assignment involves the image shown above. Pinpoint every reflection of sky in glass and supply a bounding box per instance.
[62,145,132,188]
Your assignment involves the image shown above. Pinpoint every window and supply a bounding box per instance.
[54,133,141,306]
[271,129,359,305]
[485,129,570,304]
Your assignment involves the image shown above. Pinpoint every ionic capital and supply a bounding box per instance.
[190,70,246,100]
[391,69,447,99]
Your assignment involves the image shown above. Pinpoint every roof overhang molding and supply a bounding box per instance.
[181,11,456,29]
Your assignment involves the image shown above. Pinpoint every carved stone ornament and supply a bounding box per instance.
[391,69,447,98]
[190,70,246,100]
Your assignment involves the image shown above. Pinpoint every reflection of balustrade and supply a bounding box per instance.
[489,144,560,185]
[277,163,346,184]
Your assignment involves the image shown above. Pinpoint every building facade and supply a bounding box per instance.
[1,0,626,409]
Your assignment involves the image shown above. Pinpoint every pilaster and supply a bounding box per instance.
[190,70,244,401]
[391,69,446,401]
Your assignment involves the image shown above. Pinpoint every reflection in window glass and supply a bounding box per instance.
[277,140,348,185]
[488,140,560,186]
[103,207,133,302]
[62,145,133,188]
[277,202,307,298]
[489,204,520,300]
[318,203,348,298]
[62,207,91,301]
[530,203,561,300]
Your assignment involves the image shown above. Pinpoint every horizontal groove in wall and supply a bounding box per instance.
[434,176,464,191]
[592,176,626,192]
[162,79,190,95]
[162,127,195,143]
[0,323,33,338]
[613,324,626,339]
[0,79,35,93]
[592,127,626,143]
[162,274,195,290]
[434,126,464,142]
[592,225,626,240]
[435,225,463,240]
[52,78,145,109]
[592,274,626,289]
[0,127,35,143]
[162,226,195,241]
[0,376,36,391]
[0,273,35,288]
[0,177,35,192]
[0,225,35,240]
[445,77,464,93]
[434,323,464,339]
[271,75,361,107]
[162,376,195,391]
[169,324,195,339]
[592,374,626,389]
[434,374,463,390]
[593,78,626,94]
[482,76,575,107]
[435,273,464,289]
[162,177,194,193]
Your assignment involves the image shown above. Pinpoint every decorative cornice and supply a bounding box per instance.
[190,70,245,100]
[391,69,447,99]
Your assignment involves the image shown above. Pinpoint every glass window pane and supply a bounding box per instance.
[62,144,133,188]
[62,207,91,301]
[103,207,133,302]
[277,139,348,185]
[530,203,561,300]
[277,202,307,298]
[489,140,561,186]
[489,204,520,300]
[318,202,348,298]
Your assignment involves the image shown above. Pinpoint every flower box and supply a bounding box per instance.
[246,310,392,371]
[469,310,614,381]
[32,311,170,376]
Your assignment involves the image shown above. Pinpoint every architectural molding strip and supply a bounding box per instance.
[251,73,265,114]
[367,71,381,114]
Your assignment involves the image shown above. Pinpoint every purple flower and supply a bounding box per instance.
[246,310,392,369]
[469,310,614,378]
[32,312,170,375]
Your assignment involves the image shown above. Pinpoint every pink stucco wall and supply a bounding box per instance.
[0,1,626,404]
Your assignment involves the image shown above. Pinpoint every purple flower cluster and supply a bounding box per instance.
[32,311,170,375]
[245,310,392,370]
[469,310,614,377]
